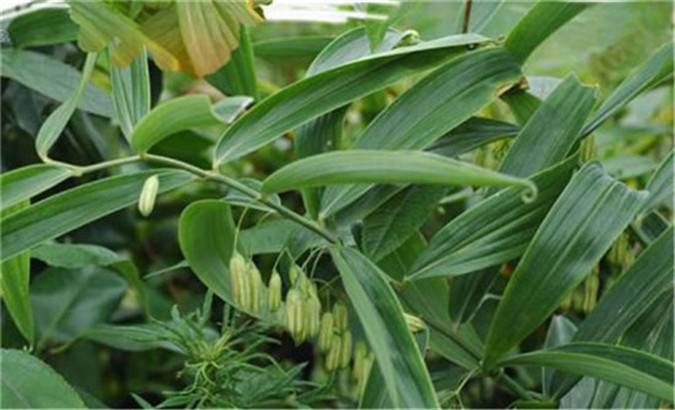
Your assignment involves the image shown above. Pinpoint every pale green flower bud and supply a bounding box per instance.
[325,334,342,372]
[285,289,305,343]
[138,175,159,217]
[247,262,262,314]
[404,313,425,333]
[339,330,352,369]
[318,312,334,353]
[333,303,348,331]
[267,270,282,312]
[229,252,249,309]
[289,264,302,285]
[352,341,367,380]
[306,283,321,336]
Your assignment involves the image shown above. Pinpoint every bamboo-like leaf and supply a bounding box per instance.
[504,1,591,64]
[429,117,519,158]
[320,48,522,216]
[130,95,249,154]
[1,201,34,345]
[0,164,71,211]
[177,200,237,305]
[643,151,674,213]
[448,269,495,324]
[213,33,490,165]
[483,163,648,368]
[0,170,195,262]
[253,36,332,60]
[500,88,541,126]
[206,26,259,99]
[498,343,674,402]
[542,316,577,397]
[582,42,674,137]
[35,53,98,159]
[7,7,79,48]
[0,49,113,117]
[1,349,85,408]
[262,151,536,199]
[330,246,439,408]
[410,157,576,279]
[110,48,151,139]
[363,186,447,262]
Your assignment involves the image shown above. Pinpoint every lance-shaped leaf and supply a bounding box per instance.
[498,343,674,402]
[320,48,522,216]
[1,170,195,262]
[410,156,576,280]
[582,42,674,137]
[550,226,674,397]
[501,88,542,126]
[483,163,648,368]
[206,26,259,99]
[178,200,237,305]
[110,48,151,139]
[261,150,537,200]
[1,349,85,408]
[35,52,98,159]
[429,117,519,158]
[643,151,674,214]
[0,164,71,211]
[130,95,249,154]
[253,36,333,60]
[213,33,490,165]
[7,7,79,48]
[330,246,439,408]
[0,49,112,117]
[504,1,591,64]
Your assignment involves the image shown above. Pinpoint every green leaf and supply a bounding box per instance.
[213,33,490,165]
[643,151,674,213]
[178,200,237,305]
[223,178,281,213]
[498,343,674,402]
[130,95,244,154]
[500,88,542,126]
[582,42,674,137]
[254,36,333,60]
[0,164,71,211]
[239,219,326,258]
[483,163,648,368]
[447,269,495,324]
[363,186,446,262]
[497,75,596,179]
[262,150,536,199]
[1,169,195,262]
[504,1,590,64]
[542,316,577,397]
[31,266,128,347]
[320,47,522,216]
[0,49,113,117]
[6,7,79,48]
[362,2,407,51]
[410,156,576,279]
[330,246,439,408]
[1,201,34,345]
[83,323,180,353]
[110,47,151,139]
[206,26,259,100]
[1,349,85,408]
[35,52,98,159]
[429,117,519,158]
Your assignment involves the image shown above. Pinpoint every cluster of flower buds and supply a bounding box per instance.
[353,341,375,397]
[404,313,426,333]
[321,303,353,372]
[284,265,322,344]
[607,233,634,271]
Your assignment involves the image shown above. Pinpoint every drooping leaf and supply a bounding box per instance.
[1,201,34,345]
[504,1,591,64]
[35,52,98,159]
[31,266,128,347]
[262,150,536,198]
[330,246,439,408]
[643,151,674,214]
[1,349,85,408]
[320,47,522,216]
[483,163,648,367]
[110,47,151,139]
[1,170,195,261]
[498,343,674,402]
[6,7,79,48]
[213,33,490,165]
[0,164,71,211]
[410,156,576,279]
[429,117,519,158]
[0,49,113,117]
[582,42,674,137]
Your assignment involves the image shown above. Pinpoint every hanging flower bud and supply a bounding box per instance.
[357,353,375,398]
[306,283,321,336]
[352,341,367,380]
[138,175,159,217]
[285,289,306,343]
[339,330,352,369]
[333,303,348,331]
[325,334,342,372]
[289,264,302,285]
[267,270,282,312]
[247,262,262,314]
[318,312,334,353]
[229,252,249,310]
[404,313,425,333]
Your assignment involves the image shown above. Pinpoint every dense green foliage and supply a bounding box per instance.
[0,1,673,408]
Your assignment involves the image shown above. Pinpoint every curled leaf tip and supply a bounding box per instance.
[520,181,538,203]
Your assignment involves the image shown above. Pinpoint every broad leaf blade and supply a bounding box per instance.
[330,246,439,408]
[0,164,71,211]
[213,33,489,165]
[484,163,648,367]
[262,150,536,197]
[1,170,195,261]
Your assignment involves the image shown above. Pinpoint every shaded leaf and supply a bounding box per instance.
[643,151,674,213]
[429,117,519,158]
[0,164,71,211]
[206,26,259,99]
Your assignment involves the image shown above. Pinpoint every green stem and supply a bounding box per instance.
[497,370,534,401]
